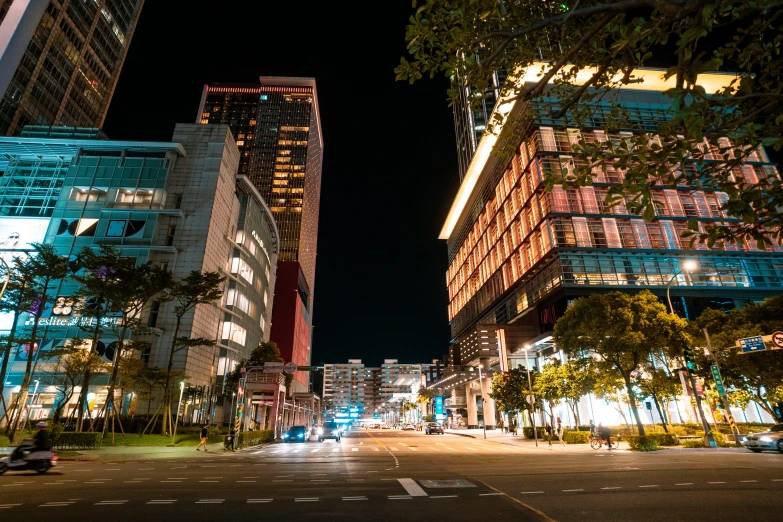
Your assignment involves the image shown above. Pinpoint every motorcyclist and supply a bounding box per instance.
[10,421,48,462]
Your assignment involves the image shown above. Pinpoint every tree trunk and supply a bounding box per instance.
[651,393,668,432]
[0,310,21,415]
[161,316,182,435]
[8,311,43,441]
[99,320,130,436]
[76,309,105,431]
[622,372,645,437]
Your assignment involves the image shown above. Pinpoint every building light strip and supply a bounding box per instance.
[438,63,739,241]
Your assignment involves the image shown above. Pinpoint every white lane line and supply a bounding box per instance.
[409,447,418,451]
[398,478,428,497]
[342,496,368,501]
[600,487,621,490]
[772,479,783,482]
[675,483,693,486]
[272,480,293,482]
[295,498,319,502]
[708,482,726,484]
[147,500,176,504]
[237,480,257,483]
[40,503,73,507]
[0,504,22,508]
[247,499,272,503]
[170,466,187,469]
[638,485,658,488]
[389,495,412,500]
[520,491,544,494]
[95,501,129,505]
[311,448,320,453]
[740,480,757,483]
[106,468,121,471]
[479,493,504,496]
[352,447,358,452]
[160,481,181,483]
[199,480,219,483]
[563,489,584,492]
[196,499,224,504]
[431,495,458,499]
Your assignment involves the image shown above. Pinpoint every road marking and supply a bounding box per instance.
[160,481,181,483]
[638,485,658,488]
[295,498,319,502]
[247,499,272,503]
[167,477,188,480]
[389,495,412,500]
[352,447,358,452]
[106,468,121,471]
[272,480,293,482]
[0,504,22,508]
[237,480,256,483]
[600,487,621,490]
[342,496,368,501]
[196,499,224,504]
[479,493,504,496]
[431,495,458,499]
[138,468,154,470]
[674,483,693,486]
[95,500,128,505]
[520,491,544,494]
[170,466,187,469]
[772,479,783,482]
[398,478,428,497]
[147,500,176,504]
[199,480,219,483]
[311,448,320,453]
[708,482,726,484]
[409,447,418,451]
[563,489,584,492]
[740,480,757,483]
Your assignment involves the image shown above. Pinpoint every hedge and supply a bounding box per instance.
[522,427,548,439]
[0,435,10,447]
[51,432,103,450]
[563,431,590,444]
[236,430,275,447]
[626,435,660,451]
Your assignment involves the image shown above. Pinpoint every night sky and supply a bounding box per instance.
[103,2,458,367]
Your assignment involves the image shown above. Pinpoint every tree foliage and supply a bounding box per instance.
[490,366,539,414]
[534,358,595,427]
[397,0,783,246]
[554,290,690,436]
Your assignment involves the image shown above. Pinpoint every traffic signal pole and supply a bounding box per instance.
[683,345,717,448]
[703,329,741,443]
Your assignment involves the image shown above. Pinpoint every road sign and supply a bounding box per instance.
[772,331,783,349]
[263,361,284,373]
[710,365,726,395]
[525,394,535,405]
[645,401,652,410]
[283,362,298,375]
[739,336,766,353]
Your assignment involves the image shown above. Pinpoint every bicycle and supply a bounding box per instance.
[590,433,614,450]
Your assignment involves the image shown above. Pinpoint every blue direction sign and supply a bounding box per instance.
[739,336,766,353]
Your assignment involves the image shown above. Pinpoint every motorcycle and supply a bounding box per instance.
[0,444,58,475]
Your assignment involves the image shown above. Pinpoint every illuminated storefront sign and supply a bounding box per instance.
[24,316,123,327]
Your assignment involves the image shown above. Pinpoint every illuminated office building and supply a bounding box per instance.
[197,77,323,392]
[0,0,145,136]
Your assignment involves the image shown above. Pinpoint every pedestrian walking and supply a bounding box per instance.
[589,419,595,437]
[510,417,517,436]
[498,418,505,433]
[197,424,209,451]
[545,422,552,441]
[556,419,565,446]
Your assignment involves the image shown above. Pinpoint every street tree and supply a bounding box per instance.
[227,341,292,389]
[7,244,69,441]
[554,290,690,436]
[592,373,634,431]
[48,341,108,426]
[533,361,565,432]
[637,366,682,432]
[160,270,223,435]
[490,366,539,418]
[690,298,783,420]
[417,387,436,415]
[535,358,595,428]
[397,1,783,247]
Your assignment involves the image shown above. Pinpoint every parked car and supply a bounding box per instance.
[402,423,415,431]
[317,421,342,442]
[380,424,391,429]
[425,422,444,435]
[283,425,311,442]
[366,423,381,429]
[741,423,783,453]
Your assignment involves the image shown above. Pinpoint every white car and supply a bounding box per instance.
[402,423,415,431]
[741,424,783,453]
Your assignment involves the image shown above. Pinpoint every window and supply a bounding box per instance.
[147,301,161,327]
[221,321,247,346]
[117,189,153,204]
[106,220,125,237]
[70,187,106,202]
[166,226,176,246]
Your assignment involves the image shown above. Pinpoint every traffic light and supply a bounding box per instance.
[683,346,696,372]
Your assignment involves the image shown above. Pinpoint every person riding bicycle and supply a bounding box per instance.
[597,422,612,448]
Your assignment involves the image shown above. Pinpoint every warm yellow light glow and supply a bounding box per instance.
[439,64,739,241]
[683,259,698,272]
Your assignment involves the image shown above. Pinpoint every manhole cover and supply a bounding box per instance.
[420,479,476,489]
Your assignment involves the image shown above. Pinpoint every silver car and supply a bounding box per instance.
[741,424,783,453]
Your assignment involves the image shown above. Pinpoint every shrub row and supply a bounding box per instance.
[563,431,591,444]
[51,431,103,450]
[0,435,10,447]
[236,430,275,447]
[626,435,661,451]
[522,427,548,439]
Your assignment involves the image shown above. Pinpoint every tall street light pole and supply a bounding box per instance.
[524,344,538,447]
[666,260,716,448]
[172,381,185,441]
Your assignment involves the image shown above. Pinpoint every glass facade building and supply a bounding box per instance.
[0,0,144,136]
[197,78,323,392]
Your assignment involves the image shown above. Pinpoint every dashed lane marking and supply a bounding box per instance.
[431,495,458,499]
[0,504,22,509]
[95,500,128,505]
[674,483,693,486]
[388,495,412,500]
[478,493,504,496]
[294,498,319,502]
[520,491,544,494]
[247,499,272,503]
[600,487,621,490]
[342,496,368,501]
[638,485,658,488]
[196,499,224,504]
[147,500,176,505]
[708,482,726,484]
[563,489,584,492]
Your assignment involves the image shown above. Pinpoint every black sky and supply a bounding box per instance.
[103,2,459,367]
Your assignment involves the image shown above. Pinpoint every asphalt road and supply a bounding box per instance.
[1,429,781,521]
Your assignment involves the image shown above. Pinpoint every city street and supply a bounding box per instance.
[1,429,782,521]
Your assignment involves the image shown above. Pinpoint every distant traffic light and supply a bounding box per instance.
[683,346,696,372]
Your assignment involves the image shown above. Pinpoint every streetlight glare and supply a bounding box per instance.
[683,259,698,272]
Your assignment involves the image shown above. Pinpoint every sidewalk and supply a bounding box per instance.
[445,427,628,452]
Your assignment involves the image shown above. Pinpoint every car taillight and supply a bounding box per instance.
[51,455,59,461]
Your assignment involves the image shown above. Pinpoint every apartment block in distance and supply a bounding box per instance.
[428,64,782,428]
[197,77,323,393]
[0,0,145,135]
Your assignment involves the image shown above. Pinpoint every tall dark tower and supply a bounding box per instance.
[0,0,145,136]
[198,77,323,392]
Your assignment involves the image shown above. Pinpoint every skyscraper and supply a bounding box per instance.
[197,77,323,392]
[0,0,145,136]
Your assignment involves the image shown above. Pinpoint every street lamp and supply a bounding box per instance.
[172,381,185,440]
[523,345,538,447]
[475,365,486,440]
[666,259,698,315]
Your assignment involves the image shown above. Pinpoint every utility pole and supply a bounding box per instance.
[703,329,741,443]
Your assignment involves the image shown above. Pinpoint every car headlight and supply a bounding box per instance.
[317,428,323,435]
[298,433,303,438]
[283,433,288,438]
[759,436,773,442]
[740,436,748,442]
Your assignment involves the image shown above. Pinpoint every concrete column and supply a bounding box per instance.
[465,383,478,428]
[480,375,497,429]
